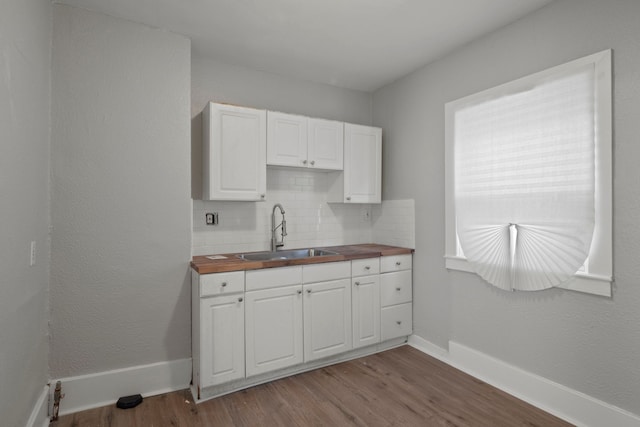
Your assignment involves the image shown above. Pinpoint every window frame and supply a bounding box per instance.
[444,50,612,297]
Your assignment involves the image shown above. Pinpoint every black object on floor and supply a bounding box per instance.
[116,394,143,409]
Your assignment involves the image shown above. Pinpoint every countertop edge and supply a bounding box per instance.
[191,244,414,274]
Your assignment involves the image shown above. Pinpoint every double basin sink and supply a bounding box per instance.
[236,248,339,261]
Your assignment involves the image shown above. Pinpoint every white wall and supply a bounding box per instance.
[0,1,52,425]
[373,0,640,416]
[191,55,377,254]
[50,5,192,378]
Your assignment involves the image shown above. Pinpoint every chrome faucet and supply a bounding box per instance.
[271,203,287,251]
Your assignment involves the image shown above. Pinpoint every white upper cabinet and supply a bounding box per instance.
[328,123,382,204]
[267,111,343,170]
[267,111,308,168]
[202,102,267,201]
[307,118,344,170]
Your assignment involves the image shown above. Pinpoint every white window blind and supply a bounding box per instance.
[445,50,612,294]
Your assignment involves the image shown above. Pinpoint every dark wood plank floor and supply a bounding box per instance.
[52,345,573,426]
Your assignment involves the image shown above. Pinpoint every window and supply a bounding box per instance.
[445,50,612,296]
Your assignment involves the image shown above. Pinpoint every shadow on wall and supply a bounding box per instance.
[164,267,193,372]
[192,113,203,200]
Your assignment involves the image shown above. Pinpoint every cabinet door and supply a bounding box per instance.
[200,294,245,387]
[344,124,382,203]
[245,285,303,377]
[352,274,380,348]
[303,279,352,362]
[203,102,266,201]
[308,118,343,170]
[267,111,308,168]
[380,254,412,273]
[380,270,412,307]
[381,303,413,341]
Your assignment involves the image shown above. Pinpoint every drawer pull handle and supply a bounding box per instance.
[365,266,370,270]
[396,261,401,266]
[396,321,402,325]
[396,287,401,291]
[238,297,243,302]
[221,282,227,287]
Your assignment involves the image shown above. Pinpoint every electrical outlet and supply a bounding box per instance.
[363,208,371,222]
[205,212,219,225]
[30,241,36,266]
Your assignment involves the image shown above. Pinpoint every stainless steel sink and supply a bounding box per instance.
[236,248,339,261]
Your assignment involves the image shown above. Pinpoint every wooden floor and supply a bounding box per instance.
[52,346,572,427]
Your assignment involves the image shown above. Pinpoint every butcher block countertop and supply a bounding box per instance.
[191,244,414,274]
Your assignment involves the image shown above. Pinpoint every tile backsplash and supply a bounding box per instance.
[192,168,414,256]
[371,198,415,249]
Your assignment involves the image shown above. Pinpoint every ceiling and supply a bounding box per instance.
[55,0,555,92]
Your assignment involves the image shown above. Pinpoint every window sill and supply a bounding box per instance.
[444,255,612,297]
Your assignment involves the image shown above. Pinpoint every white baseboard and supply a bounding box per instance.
[51,358,192,416]
[407,334,449,362]
[26,385,50,427]
[408,335,640,427]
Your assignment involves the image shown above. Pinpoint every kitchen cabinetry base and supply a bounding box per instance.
[191,336,408,404]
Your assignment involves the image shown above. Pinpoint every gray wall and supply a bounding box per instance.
[0,1,51,425]
[191,55,373,198]
[373,0,640,415]
[192,55,373,123]
[50,5,192,378]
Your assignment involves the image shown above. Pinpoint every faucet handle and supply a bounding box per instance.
[281,219,287,237]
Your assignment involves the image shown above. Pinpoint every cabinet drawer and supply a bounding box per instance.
[246,266,302,291]
[380,270,412,306]
[380,254,412,273]
[381,303,412,341]
[200,271,245,297]
[303,261,350,284]
[351,258,380,277]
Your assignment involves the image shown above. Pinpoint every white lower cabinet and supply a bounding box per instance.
[192,270,246,391]
[352,273,381,348]
[193,252,413,396]
[351,257,380,349]
[381,303,412,341]
[245,284,303,377]
[303,278,352,361]
[380,255,413,341]
[200,294,245,387]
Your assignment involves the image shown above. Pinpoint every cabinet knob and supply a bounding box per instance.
[396,261,401,266]
[297,289,302,294]
[307,289,312,294]
[365,266,370,270]
[396,287,401,291]
[221,282,227,287]
[238,297,243,302]
[310,160,315,166]
[302,160,308,165]
[355,282,360,286]
[346,196,351,201]
[260,194,265,199]
[396,321,402,325]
